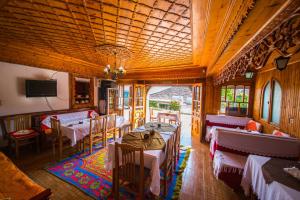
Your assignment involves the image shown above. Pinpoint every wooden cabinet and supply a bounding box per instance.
[69,73,94,109]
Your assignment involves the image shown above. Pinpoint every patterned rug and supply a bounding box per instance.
[46,145,191,200]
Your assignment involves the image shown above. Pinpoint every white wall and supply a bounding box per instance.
[0,61,69,117]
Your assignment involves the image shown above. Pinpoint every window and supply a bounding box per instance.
[261,80,282,124]
[220,85,250,116]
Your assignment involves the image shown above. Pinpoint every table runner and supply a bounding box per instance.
[121,131,166,150]
[143,122,176,132]
[262,158,300,192]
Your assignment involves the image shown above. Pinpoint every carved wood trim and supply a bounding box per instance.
[215,1,300,85]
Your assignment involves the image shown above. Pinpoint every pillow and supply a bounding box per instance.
[272,130,290,137]
[41,114,57,134]
[245,120,262,132]
[88,110,99,118]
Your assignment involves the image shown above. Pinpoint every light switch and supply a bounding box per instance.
[289,118,294,124]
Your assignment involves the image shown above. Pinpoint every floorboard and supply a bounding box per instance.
[6,129,243,200]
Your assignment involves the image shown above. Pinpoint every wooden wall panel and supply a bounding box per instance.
[253,60,300,138]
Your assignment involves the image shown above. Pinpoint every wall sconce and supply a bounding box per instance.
[274,56,290,71]
[245,71,254,79]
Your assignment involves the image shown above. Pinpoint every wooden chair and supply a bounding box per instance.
[173,125,181,170]
[160,134,175,197]
[50,118,71,161]
[149,108,157,122]
[88,116,106,154]
[4,115,39,159]
[137,117,145,127]
[106,114,118,141]
[50,117,62,160]
[113,143,151,200]
[118,123,132,137]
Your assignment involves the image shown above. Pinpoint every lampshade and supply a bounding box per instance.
[275,56,290,71]
[245,71,254,79]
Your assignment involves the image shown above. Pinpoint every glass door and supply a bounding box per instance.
[107,88,118,115]
[123,84,133,122]
[132,84,146,128]
[191,83,202,135]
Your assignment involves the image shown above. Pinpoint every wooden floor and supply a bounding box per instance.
[8,132,244,200]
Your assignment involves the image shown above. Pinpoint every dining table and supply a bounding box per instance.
[60,116,128,146]
[241,155,300,200]
[105,122,177,196]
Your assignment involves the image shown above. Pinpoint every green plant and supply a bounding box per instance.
[169,101,181,111]
[149,100,158,108]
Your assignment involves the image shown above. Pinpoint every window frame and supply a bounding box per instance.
[260,78,282,126]
[219,85,250,116]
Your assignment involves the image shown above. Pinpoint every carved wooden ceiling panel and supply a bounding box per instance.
[0,0,192,73]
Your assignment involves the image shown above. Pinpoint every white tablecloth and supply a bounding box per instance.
[209,128,300,159]
[104,125,175,196]
[241,155,300,200]
[60,116,128,146]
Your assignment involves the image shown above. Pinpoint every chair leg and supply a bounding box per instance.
[15,140,19,159]
[82,138,85,152]
[36,136,40,153]
[89,137,93,155]
[163,175,167,197]
[8,137,12,154]
[52,142,56,161]
[59,136,62,161]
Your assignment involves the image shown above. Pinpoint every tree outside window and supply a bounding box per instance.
[220,85,250,116]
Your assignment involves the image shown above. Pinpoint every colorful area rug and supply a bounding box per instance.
[46,145,191,200]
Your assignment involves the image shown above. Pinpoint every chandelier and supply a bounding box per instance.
[95,44,131,80]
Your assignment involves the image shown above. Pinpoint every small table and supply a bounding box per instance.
[241,155,300,200]
[157,112,180,124]
[105,122,177,196]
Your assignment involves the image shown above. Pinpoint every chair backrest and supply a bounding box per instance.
[106,114,117,131]
[50,117,61,138]
[120,123,132,136]
[165,133,175,167]
[115,143,145,197]
[4,115,32,134]
[137,117,145,127]
[90,116,106,136]
[174,125,181,149]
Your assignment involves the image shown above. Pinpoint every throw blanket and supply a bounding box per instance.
[122,131,166,150]
[262,158,300,192]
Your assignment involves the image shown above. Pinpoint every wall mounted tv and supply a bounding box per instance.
[25,80,57,97]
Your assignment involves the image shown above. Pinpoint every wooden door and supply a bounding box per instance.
[132,84,146,128]
[191,84,202,135]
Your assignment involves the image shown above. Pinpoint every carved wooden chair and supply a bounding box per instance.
[5,115,39,159]
[88,116,106,154]
[105,114,118,142]
[160,133,175,197]
[113,143,151,200]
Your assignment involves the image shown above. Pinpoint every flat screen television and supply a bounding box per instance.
[25,80,57,97]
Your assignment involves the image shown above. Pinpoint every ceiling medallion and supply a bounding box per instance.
[95,44,131,80]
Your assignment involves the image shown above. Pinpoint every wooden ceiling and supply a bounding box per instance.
[0,0,293,80]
